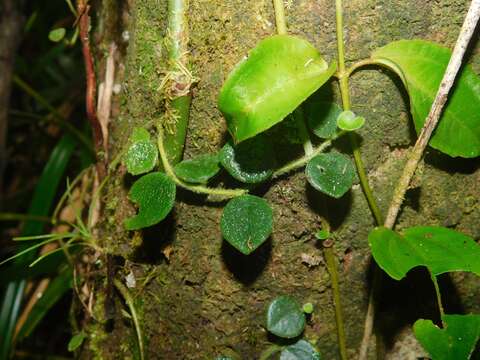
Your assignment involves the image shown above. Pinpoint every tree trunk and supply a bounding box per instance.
[85,0,480,359]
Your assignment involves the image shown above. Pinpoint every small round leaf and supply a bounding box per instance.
[221,195,273,255]
[124,172,176,230]
[336,111,365,131]
[220,135,277,183]
[174,153,220,184]
[280,340,321,360]
[266,295,306,339]
[124,128,158,176]
[49,28,66,42]
[306,153,355,198]
[306,101,342,139]
[302,303,314,314]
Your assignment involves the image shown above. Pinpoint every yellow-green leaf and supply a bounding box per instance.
[219,35,336,143]
[372,40,480,158]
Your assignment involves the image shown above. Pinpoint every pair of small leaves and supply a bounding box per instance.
[219,35,336,143]
[221,195,273,255]
[124,128,158,176]
[372,40,480,158]
[414,314,480,360]
[306,153,355,198]
[369,226,480,280]
[124,172,176,230]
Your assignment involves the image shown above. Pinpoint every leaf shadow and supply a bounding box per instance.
[221,236,272,286]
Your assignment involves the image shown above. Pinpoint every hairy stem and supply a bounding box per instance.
[359,1,480,358]
[165,0,192,165]
[323,240,348,360]
[157,125,247,198]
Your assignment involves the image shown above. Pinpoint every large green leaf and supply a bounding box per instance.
[305,153,355,198]
[266,295,306,339]
[220,195,273,255]
[372,40,480,158]
[280,340,321,360]
[219,35,336,143]
[124,172,176,230]
[369,226,480,280]
[414,314,480,360]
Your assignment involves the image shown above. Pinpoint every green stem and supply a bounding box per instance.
[272,0,287,35]
[334,2,383,226]
[323,241,348,360]
[12,75,93,154]
[0,213,53,223]
[157,125,247,198]
[165,0,192,165]
[272,131,345,178]
[113,279,145,360]
[429,271,446,327]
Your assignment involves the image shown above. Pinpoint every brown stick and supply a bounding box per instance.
[358,1,480,358]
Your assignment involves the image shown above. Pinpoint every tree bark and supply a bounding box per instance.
[86,0,480,359]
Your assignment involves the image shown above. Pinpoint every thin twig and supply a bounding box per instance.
[358,2,480,358]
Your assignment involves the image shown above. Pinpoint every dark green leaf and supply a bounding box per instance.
[266,295,306,339]
[48,28,66,42]
[220,135,277,183]
[336,111,365,131]
[219,35,336,143]
[305,153,355,198]
[414,314,480,360]
[124,128,158,176]
[372,40,480,158]
[124,172,176,230]
[305,101,341,139]
[369,226,480,280]
[221,195,273,255]
[68,332,88,352]
[174,153,220,184]
[280,340,321,360]
[0,134,77,359]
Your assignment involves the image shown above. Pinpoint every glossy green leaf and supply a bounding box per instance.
[174,153,220,184]
[336,111,365,131]
[48,28,66,42]
[124,172,176,230]
[280,340,321,360]
[369,226,480,280]
[220,135,277,183]
[219,35,337,143]
[266,295,306,339]
[372,40,480,158]
[124,128,158,176]
[305,101,341,139]
[221,195,273,255]
[414,314,480,360]
[68,331,88,352]
[305,153,355,198]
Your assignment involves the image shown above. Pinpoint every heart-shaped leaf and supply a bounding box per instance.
[221,195,273,255]
[174,153,220,184]
[414,314,480,360]
[220,135,277,183]
[219,35,336,143]
[372,40,480,158]
[305,153,355,198]
[266,295,306,339]
[369,226,480,280]
[124,172,176,230]
[124,128,158,176]
[336,110,365,131]
[280,340,321,360]
[305,101,341,139]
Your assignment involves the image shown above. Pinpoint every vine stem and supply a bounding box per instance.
[157,125,247,198]
[272,0,314,156]
[323,239,348,360]
[359,1,480,359]
[430,271,446,327]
